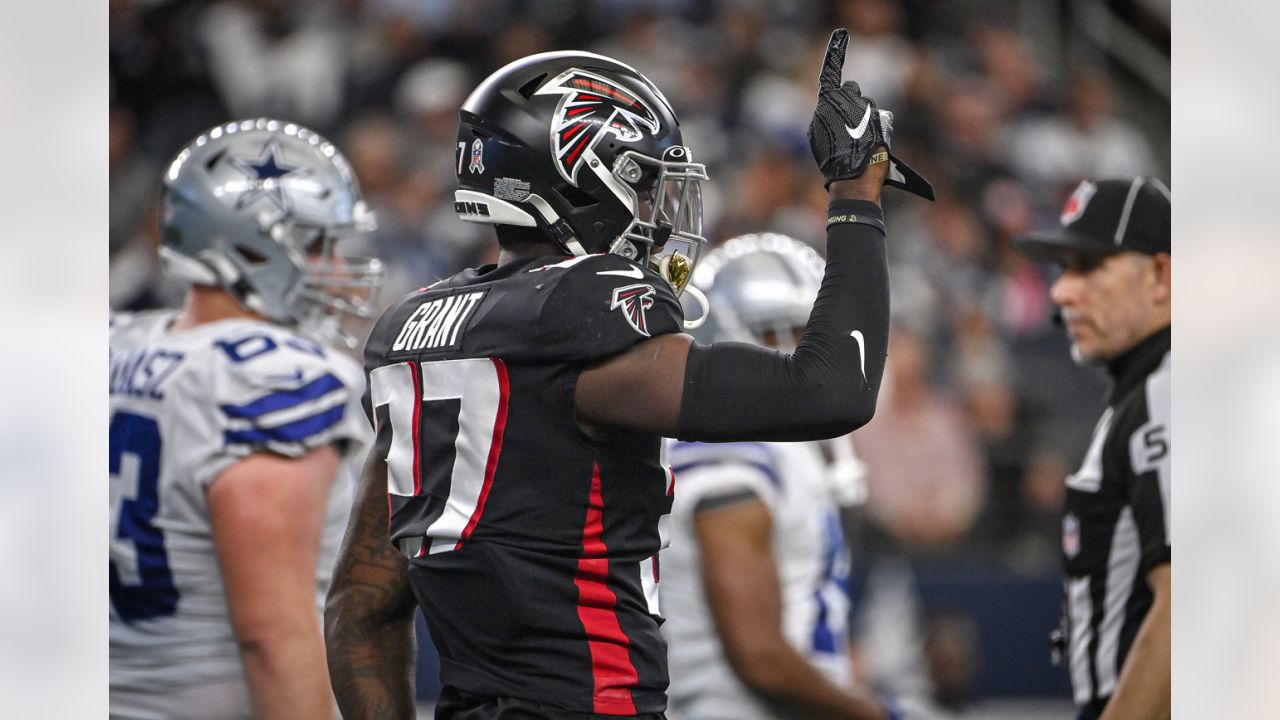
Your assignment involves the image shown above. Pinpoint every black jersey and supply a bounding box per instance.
[363,253,684,716]
[1061,327,1171,718]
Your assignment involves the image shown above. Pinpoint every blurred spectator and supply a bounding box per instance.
[836,0,919,110]
[341,114,453,304]
[854,325,987,550]
[109,200,185,312]
[198,0,347,128]
[109,105,157,256]
[394,58,471,143]
[969,22,1045,119]
[1006,66,1158,201]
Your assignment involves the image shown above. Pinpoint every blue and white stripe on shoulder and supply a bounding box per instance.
[668,440,783,490]
[220,371,348,454]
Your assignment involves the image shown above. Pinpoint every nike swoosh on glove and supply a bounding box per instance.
[807,28,893,188]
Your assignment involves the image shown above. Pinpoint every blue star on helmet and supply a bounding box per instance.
[228,140,313,212]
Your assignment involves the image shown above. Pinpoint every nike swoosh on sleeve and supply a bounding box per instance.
[596,267,644,279]
[850,330,867,382]
[845,108,872,140]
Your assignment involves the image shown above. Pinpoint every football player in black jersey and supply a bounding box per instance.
[325,29,932,720]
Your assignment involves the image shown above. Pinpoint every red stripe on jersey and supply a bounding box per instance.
[574,463,639,715]
[410,361,422,496]
[455,358,510,549]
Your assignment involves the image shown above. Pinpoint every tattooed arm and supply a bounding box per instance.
[324,449,418,719]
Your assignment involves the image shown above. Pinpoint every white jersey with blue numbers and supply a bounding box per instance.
[108,310,368,719]
[660,439,852,720]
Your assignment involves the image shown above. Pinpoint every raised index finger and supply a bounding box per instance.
[819,28,849,93]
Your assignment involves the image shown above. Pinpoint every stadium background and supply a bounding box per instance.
[108,0,1170,716]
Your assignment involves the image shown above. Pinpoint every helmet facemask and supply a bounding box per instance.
[607,146,708,296]
[284,206,384,349]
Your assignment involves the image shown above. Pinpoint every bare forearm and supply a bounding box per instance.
[325,585,416,720]
[1100,595,1171,719]
[239,625,334,720]
[732,641,886,720]
[325,456,419,720]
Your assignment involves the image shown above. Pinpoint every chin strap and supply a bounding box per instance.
[527,193,588,256]
[682,284,709,330]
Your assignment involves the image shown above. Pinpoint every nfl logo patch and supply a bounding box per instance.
[1060,180,1097,226]
[1062,513,1081,559]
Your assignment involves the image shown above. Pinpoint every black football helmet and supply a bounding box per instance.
[455,51,708,294]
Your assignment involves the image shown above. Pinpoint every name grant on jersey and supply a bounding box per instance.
[110,348,185,399]
[391,290,486,353]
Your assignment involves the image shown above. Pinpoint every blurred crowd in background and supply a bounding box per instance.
[110,0,1169,709]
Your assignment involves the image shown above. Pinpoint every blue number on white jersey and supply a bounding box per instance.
[109,411,179,621]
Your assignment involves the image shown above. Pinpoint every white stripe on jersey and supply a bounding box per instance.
[1067,576,1094,705]
[221,386,347,433]
[1097,507,1141,697]
[1067,408,1113,493]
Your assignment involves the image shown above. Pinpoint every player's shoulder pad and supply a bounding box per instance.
[539,253,684,361]
[209,323,357,457]
[668,440,784,495]
[109,309,170,339]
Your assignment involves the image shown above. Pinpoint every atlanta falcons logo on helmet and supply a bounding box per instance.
[537,69,661,187]
[610,283,657,337]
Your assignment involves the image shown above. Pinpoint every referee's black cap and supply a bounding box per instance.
[1014,177,1170,264]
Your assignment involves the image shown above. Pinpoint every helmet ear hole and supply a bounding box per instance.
[518,73,548,99]
[557,182,599,209]
[234,244,270,266]
[204,149,227,172]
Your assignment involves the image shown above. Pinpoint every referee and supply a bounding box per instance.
[1015,177,1171,720]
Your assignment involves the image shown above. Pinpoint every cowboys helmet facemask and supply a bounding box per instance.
[160,118,383,348]
[684,233,826,352]
[454,51,708,297]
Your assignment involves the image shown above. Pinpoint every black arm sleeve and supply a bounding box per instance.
[676,199,889,442]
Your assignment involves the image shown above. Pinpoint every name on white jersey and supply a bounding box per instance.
[391,290,486,353]
[110,348,185,399]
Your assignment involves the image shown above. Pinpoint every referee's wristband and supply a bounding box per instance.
[826,199,886,235]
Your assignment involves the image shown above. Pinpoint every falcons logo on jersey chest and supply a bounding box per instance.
[611,283,656,337]
[537,69,660,186]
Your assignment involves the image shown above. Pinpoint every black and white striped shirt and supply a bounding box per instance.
[1061,326,1171,718]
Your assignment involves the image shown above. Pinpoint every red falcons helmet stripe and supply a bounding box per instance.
[540,70,661,187]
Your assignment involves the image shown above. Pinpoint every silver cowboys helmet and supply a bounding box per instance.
[454,51,708,297]
[685,233,826,350]
[160,118,383,346]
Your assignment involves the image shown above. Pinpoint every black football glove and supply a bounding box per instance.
[807,28,935,200]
